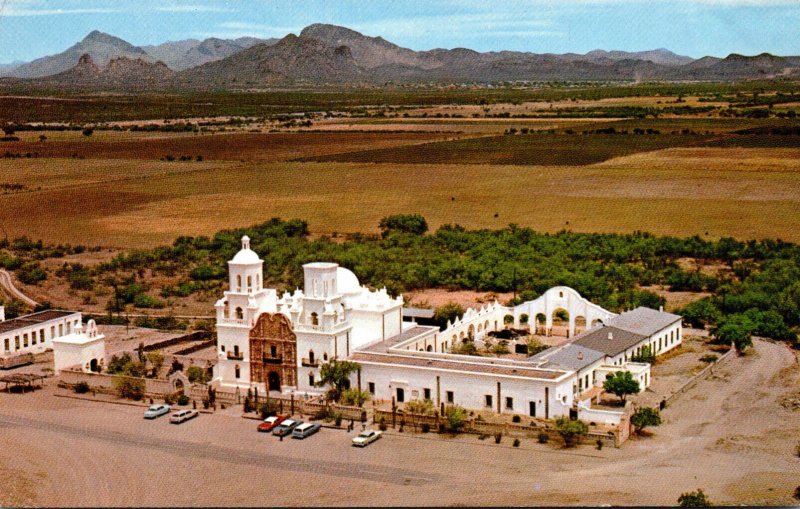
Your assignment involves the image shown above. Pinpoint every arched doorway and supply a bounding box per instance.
[551,308,570,337]
[575,316,587,335]
[535,313,547,335]
[173,378,184,394]
[89,358,98,372]
[268,371,281,392]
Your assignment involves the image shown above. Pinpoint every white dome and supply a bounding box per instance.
[336,267,361,295]
[229,235,261,265]
[230,248,260,264]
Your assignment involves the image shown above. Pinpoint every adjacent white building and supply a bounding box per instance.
[52,320,105,374]
[0,308,82,360]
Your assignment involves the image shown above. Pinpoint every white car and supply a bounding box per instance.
[352,429,382,447]
[169,409,198,424]
[144,404,171,419]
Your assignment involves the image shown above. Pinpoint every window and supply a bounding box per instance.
[235,307,244,320]
[50,326,55,338]
[311,312,319,326]
[270,345,277,358]
[309,350,315,364]
[423,388,431,400]
[484,395,493,408]
[247,275,252,291]
[309,372,315,386]
[221,345,226,352]
[3,338,8,352]
[505,397,513,410]
[446,391,454,404]
[529,401,536,417]
[236,274,242,291]
[23,334,28,348]
[15,336,20,349]
[58,324,63,336]
[39,330,44,343]
[396,388,405,403]
[368,382,375,395]
[235,365,240,379]
[323,352,328,361]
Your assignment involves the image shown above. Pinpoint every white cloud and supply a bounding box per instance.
[155,4,234,13]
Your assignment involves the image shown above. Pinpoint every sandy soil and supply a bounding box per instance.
[1,339,797,506]
[403,289,514,310]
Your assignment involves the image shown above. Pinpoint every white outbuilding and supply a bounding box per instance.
[52,320,106,374]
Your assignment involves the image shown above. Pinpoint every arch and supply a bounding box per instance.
[223,300,229,317]
[477,324,483,333]
[467,324,475,340]
[452,334,457,343]
[484,320,490,331]
[591,318,604,327]
[235,307,244,320]
[574,315,587,334]
[267,371,281,391]
[309,350,315,364]
[503,314,514,325]
[323,352,328,361]
[426,345,433,352]
[173,378,184,394]
[520,313,529,325]
[236,274,242,291]
[551,308,570,337]
[310,312,319,326]
[459,331,465,340]
[256,273,260,290]
[89,358,98,372]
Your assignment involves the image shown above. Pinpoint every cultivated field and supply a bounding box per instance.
[2,146,799,247]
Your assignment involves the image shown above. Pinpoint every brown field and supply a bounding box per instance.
[0,131,461,161]
[2,146,800,247]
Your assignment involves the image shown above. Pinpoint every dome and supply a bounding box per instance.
[229,235,262,265]
[336,267,361,295]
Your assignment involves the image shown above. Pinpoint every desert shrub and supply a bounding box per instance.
[442,404,468,434]
[259,400,279,419]
[555,417,588,448]
[186,365,209,384]
[177,394,190,406]
[494,432,502,444]
[339,388,370,407]
[677,489,711,507]
[700,354,718,363]
[16,262,47,285]
[404,398,435,415]
[378,417,387,431]
[596,439,604,450]
[133,293,165,309]
[112,375,145,400]
[74,381,90,394]
[538,432,549,444]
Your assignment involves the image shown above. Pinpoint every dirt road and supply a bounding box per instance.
[0,269,39,307]
[1,339,798,506]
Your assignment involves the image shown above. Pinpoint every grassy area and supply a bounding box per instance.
[298,133,715,166]
[2,147,799,247]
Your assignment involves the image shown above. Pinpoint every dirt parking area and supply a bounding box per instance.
[1,339,798,506]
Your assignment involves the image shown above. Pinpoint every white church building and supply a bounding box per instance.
[211,236,682,419]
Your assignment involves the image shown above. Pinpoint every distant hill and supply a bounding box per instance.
[142,36,278,71]
[10,31,153,78]
[35,53,175,89]
[7,23,800,88]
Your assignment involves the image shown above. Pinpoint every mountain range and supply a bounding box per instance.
[2,23,799,88]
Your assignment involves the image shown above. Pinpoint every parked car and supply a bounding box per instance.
[144,404,171,419]
[257,415,286,432]
[352,429,382,447]
[272,418,299,437]
[292,422,321,439]
[169,409,198,424]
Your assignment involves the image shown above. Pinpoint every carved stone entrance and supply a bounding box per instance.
[249,313,297,392]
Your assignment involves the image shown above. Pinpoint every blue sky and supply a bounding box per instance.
[0,0,798,63]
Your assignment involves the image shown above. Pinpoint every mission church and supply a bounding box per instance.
[211,236,683,421]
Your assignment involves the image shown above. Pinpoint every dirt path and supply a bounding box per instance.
[0,269,39,307]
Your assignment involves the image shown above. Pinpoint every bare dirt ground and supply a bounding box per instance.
[1,339,797,506]
[403,288,514,310]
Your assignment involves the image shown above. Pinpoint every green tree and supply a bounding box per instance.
[378,214,429,237]
[145,351,165,378]
[603,371,640,404]
[405,398,435,415]
[442,404,467,433]
[554,417,588,447]
[112,375,145,400]
[316,360,360,402]
[677,489,712,507]
[339,387,370,407]
[434,302,464,329]
[631,345,656,364]
[186,365,209,384]
[631,407,662,434]
[713,315,753,352]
